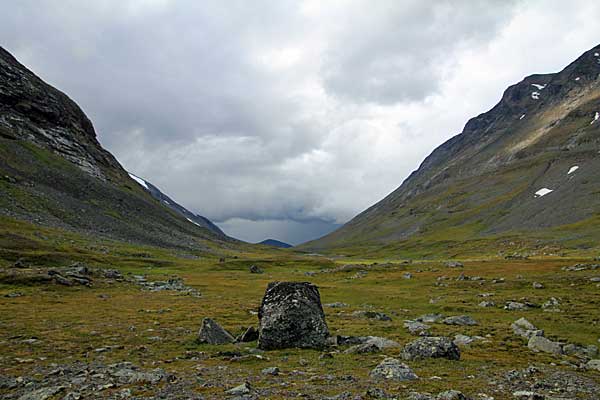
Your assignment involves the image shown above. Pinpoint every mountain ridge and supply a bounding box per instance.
[0,46,232,250]
[302,44,600,256]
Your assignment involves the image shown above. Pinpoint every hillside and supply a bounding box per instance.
[303,44,600,257]
[0,46,232,251]
[258,239,293,248]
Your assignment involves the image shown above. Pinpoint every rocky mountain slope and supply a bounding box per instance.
[304,44,600,256]
[0,46,231,250]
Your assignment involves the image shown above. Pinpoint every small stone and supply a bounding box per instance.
[586,359,600,371]
[445,261,464,268]
[532,282,544,289]
[262,366,280,375]
[370,357,418,381]
[353,311,392,321]
[225,382,251,395]
[478,301,495,307]
[249,264,263,274]
[403,272,413,279]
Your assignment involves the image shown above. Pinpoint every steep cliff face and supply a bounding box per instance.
[304,45,600,255]
[0,47,231,250]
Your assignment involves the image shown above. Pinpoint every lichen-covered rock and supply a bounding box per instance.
[197,318,234,345]
[401,336,461,361]
[528,335,563,355]
[511,317,544,339]
[257,281,329,350]
[369,357,418,381]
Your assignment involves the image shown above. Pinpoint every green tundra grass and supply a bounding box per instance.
[1,217,599,399]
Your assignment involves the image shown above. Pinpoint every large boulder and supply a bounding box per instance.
[401,336,460,361]
[257,281,329,350]
[442,315,477,326]
[197,318,234,345]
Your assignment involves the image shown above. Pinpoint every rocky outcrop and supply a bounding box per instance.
[257,282,329,350]
[528,336,563,355]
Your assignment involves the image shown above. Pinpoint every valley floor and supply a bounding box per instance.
[0,220,599,399]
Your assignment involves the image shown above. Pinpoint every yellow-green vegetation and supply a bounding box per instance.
[1,218,599,399]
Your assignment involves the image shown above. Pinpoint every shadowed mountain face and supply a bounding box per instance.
[0,47,231,250]
[303,45,600,256]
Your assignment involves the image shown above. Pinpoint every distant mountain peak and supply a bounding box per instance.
[258,239,292,248]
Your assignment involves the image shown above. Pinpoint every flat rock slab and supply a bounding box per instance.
[258,281,329,350]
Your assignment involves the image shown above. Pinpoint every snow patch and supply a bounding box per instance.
[128,173,149,190]
[531,92,540,100]
[591,112,599,124]
[575,77,581,81]
[519,114,526,120]
[186,217,201,227]
[531,83,546,90]
[163,200,170,205]
[534,188,553,198]
[595,52,600,57]
[568,166,579,175]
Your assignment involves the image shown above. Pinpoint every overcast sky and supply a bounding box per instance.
[2,1,600,244]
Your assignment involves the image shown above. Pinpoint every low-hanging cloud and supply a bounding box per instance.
[2,0,600,244]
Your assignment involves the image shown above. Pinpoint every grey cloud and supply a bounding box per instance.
[2,0,595,244]
[321,0,518,104]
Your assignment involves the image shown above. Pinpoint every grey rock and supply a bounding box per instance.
[442,315,477,326]
[478,301,495,307]
[225,382,251,396]
[404,320,430,335]
[532,282,544,289]
[261,366,280,375]
[370,357,418,381]
[436,390,469,400]
[249,264,263,274]
[344,343,380,354]
[504,301,529,311]
[401,336,460,361]
[403,272,413,279]
[512,391,545,400]
[528,335,563,355]
[586,359,600,371]
[236,326,259,343]
[18,386,65,400]
[361,336,401,349]
[258,281,329,350]
[511,317,544,339]
[445,261,464,268]
[197,318,235,345]
[352,310,392,321]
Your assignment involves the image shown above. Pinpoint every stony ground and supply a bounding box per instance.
[1,235,599,399]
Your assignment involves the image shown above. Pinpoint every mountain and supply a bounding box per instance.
[303,45,600,257]
[126,172,226,237]
[258,239,293,248]
[0,46,231,250]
